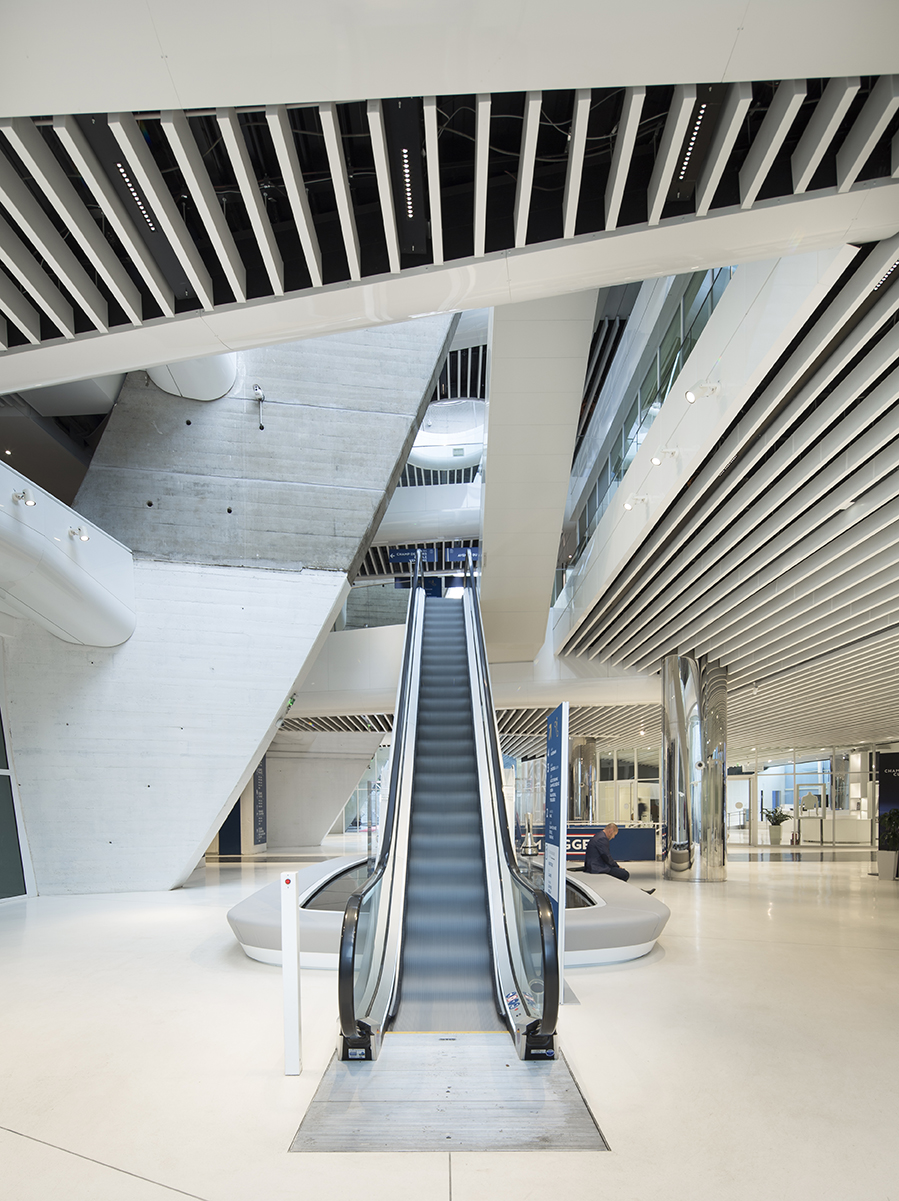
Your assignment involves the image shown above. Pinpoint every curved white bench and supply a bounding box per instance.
[227,857,670,968]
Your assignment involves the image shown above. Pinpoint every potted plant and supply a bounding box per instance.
[762,806,791,845]
[877,808,899,881]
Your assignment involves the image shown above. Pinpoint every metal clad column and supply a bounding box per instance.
[699,660,727,882]
[662,654,720,880]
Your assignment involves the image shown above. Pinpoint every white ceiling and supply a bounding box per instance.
[1,1,897,117]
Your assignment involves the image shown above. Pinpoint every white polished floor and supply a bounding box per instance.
[1,847,897,1201]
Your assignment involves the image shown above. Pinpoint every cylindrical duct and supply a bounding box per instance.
[661,654,726,881]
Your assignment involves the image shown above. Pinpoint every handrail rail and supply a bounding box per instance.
[462,550,560,1038]
[337,552,424,1042]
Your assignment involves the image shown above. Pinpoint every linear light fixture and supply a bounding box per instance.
[115,161,157,232]
[678,103,708,181]
[874,259,899,290]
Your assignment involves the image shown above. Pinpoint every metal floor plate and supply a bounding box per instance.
[290,1033,608,1152]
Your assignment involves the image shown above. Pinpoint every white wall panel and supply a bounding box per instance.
[3,560,348,893]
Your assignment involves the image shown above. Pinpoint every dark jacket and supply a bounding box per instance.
[584,831,621,875]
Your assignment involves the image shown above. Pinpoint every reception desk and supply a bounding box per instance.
[799,816,872,843]
[533,824,657,862]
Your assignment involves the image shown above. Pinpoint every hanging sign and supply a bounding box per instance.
[388,548,437,563]
[444,547,481,562]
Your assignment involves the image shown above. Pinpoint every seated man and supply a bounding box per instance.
[583,823,629,881]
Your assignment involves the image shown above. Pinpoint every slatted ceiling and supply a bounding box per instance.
[695,81,753,216]
[837,74,899,192]
[727,629,899,749]
[1,79,898,353]
[0,150,103,334]
[0,209,75,337]
[108,112,215,310]
[739,79,807,208]
[1,116,143,325]
[473,94,491,258]
[265,106,322,288]
[604,86,646,232]
[283,714,394,734]
[215,108,284,296]
[318,101,361,281]
[512,91,541,249]
[0,262,40,342]
[52,114,176,320]
[366,100,401,274]
[563,88,591,240]
[647,84,695,226]
[422,97,443,265]
[569,234,899,660]
[792,77,861,193]
[159,110,246,305]
[558,241,899,752]
[607,326,899,667]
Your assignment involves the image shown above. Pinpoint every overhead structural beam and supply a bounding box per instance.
[0,117,143,325]
[160,109,247,304]
[514,91,542,248]
[422,96,443,265]
[837,74,899,192]
[473,94,491,258]
[740,79,806,208]
[605,86,645,232]
[791,77,860,194]
[108,111,216,310]
[647,84,696,226]
[53,114,176,319]
[563,89,591,240]
[695,81,753,216]
[319,102,361,281]
[265,105,322,288]
[366,99,401,273]
[0,209,75,337]
[216,108,284,296]
[0,260,41,344]
[0,143,107,331]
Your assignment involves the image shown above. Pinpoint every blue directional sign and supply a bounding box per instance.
[444,547,481,562]
[544,702,569,999]
[388,548,437,563]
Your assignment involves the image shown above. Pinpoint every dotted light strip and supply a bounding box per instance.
[115,162,157,232]
[401,148,414,219]
[873,259,899,290]
[678,103,707,181]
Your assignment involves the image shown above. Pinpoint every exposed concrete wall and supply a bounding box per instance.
[345,582,409,630]
[3,560,347,893]
[74,316,457,573]
[265,730,382,848]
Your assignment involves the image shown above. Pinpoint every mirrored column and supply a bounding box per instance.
[661,654,727,881]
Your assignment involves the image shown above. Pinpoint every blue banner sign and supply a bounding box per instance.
[531,825,656,862]
[544,702,569,998]
[444,547,481,562]
[388,548,437,563]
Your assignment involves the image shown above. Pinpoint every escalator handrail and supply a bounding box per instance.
[463,550,560,1037]
[338,552,424,1041]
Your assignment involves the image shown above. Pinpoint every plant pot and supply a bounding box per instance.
[877,849,899,880]
[769,825,783,845]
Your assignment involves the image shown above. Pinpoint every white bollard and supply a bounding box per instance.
[281,872,302,1075]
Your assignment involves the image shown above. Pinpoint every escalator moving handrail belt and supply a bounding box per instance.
[463,550,560,1039]
[337,551,423,1041]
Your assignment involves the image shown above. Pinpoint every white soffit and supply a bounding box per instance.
[480,291,596,663]
[0,2,897,116]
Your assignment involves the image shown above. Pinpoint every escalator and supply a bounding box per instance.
[337,551,558,1061]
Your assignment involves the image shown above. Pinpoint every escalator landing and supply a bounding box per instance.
[290,1033,608,1152]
